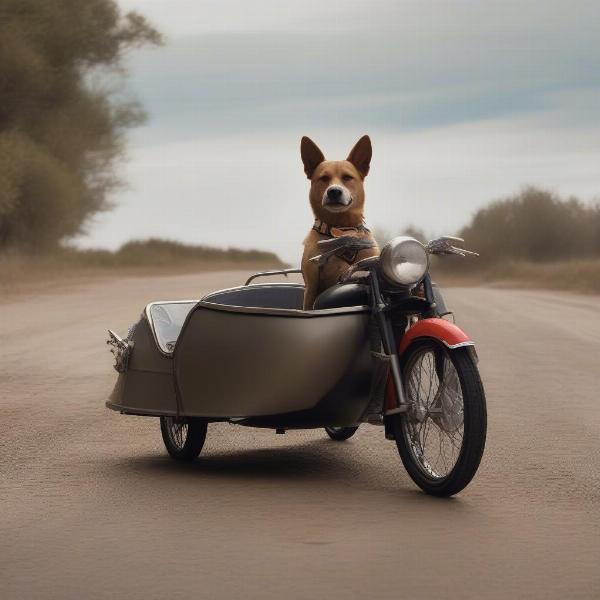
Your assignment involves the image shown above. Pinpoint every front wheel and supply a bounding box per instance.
[160,416,207,461]
[324,426,359,441]
[392,341,487,497]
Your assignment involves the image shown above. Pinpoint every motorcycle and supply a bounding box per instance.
[107,235,486,496]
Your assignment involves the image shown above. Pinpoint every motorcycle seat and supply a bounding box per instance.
[313,283,369,310]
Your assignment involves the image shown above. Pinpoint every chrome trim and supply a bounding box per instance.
[201,282,304,302]
[105,401,178,417]
[198,299,370,318]
[245,268,302,285]
[380,236,429,287]
[442,340,475,350]
[310,236,376,267]
[106,330,133,372]
[426,236,479,257]
[201,283,369,317]
[384,405,408,416]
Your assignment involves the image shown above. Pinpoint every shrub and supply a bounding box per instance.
[459,187,600,263]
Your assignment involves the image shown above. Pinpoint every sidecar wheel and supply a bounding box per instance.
[160,416,207,461]
[324,426,359,441]
[392,341,486,497]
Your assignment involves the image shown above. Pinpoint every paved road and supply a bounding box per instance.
[1,271,599,599]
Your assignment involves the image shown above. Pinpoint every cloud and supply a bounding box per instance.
[80,103,600,262]
[80,1,600,259]
[120,2,600,141]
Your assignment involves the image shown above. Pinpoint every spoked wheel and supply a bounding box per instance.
[160,416,207,461]
[392,340,486,497]
[324,426,359,441]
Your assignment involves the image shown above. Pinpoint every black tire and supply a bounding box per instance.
[160,416,207,461]
[392,341,486,497]
[324,426,359,441]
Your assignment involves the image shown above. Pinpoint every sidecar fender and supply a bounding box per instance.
[398,318,474,356]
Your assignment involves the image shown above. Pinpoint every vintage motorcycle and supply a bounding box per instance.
[107,235,486,496]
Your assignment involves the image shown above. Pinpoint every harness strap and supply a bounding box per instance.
[312,218,371,238]
[310,219,374,302]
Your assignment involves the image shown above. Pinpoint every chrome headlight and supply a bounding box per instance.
[380,236,429,286]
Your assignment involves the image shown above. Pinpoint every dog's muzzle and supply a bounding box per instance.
[322,185,352,210]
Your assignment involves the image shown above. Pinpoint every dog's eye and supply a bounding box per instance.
[319,175,330,183]
[342,174,354,182]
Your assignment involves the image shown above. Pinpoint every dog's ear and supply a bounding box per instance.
[301,136,325,179]
[347,135,372,178]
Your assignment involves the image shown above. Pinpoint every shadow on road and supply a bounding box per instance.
[117,439,360,480]
[107,438,467,510]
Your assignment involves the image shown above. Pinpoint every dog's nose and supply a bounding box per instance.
[327,187,343,200]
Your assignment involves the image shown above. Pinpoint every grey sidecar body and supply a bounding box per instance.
[106,282,380,429]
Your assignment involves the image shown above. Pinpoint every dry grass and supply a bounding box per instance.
[434,258,600,294]
[3,243,599,299]
[0,240,286,298]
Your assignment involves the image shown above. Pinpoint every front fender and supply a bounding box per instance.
[398,318,474,356]
[385,318,474,410]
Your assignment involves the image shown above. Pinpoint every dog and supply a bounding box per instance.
[300,135,380,310]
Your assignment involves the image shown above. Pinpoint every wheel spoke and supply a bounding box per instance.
[402,345,465,480]
[165,417,188,450]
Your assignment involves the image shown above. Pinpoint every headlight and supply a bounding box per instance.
[380,236,429,286]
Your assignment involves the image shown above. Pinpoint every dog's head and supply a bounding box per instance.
[301,135,372,226]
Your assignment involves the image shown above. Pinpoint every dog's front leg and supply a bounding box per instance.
[303,284,318,311]
[301,260,319,310]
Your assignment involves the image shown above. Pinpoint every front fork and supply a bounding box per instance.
[369,273,408,419]
[369,273,442,439]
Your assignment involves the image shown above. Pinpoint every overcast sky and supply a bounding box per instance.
[78,0,600,262]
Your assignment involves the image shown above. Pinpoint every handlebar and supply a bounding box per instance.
[426,236,479,257]
[309,235,377,267]
[244,236,477,288]
[339,236,478,284]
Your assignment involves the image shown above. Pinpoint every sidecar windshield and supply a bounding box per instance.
[147,301,197,354]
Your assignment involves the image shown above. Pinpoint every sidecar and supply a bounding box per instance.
[107,279,379,429]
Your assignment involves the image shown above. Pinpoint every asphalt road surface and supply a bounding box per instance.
[1,271,599,599]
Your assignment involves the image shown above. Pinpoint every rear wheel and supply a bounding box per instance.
[160,416,207,461]
[324,426,359,441]
[392,340,486,496]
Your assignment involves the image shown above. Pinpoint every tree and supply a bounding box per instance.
[459,187,600,263]
[0,0,161,249]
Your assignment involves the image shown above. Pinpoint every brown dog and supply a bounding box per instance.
[300,135,380,310]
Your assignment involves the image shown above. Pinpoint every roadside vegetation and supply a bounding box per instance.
[459,187,600,263]
[0,239,284,295]
[387,187,600,294]
[430,255,600,294]
[451,187,600,293]
[0,1,283,293]
[0,0,162,251]
[0,3,597,295]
